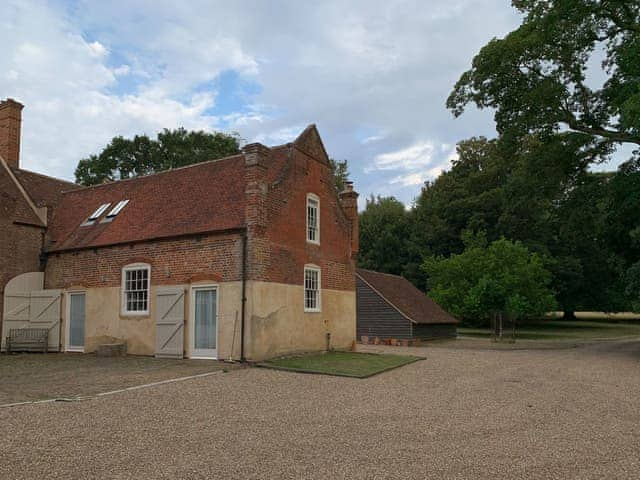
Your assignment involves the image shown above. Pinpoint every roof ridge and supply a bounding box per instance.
[11,167,79,187]
[60,153,244,195]
[357,268,405,280]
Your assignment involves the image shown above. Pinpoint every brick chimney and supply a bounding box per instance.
[0,98,24,169]
[339,181,359,256]
[242,142,272,280]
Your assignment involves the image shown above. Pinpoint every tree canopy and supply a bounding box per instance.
[447,0,640,163]
[423,234,557,326]
[76,129,351,191]
[75,128,241,186]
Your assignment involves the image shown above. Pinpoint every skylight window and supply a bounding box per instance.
[106,199,129,218]
[88,203,111,221]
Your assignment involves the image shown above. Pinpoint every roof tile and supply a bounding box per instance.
[357,268,458,325]
[47,155,246,251]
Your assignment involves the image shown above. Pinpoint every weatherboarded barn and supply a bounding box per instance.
[356,269,457,340]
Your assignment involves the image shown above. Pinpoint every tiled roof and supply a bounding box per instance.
[11,168,81,223]
[356,268,458,325]
[47,155,246,252]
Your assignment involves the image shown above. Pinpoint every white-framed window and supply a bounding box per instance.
[83,203,111,225]
[121,263,150,315]
[306,193,320,244]
[304,265,321,312]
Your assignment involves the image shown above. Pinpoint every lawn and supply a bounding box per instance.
[458,319,640,342]
[260,351,423,378]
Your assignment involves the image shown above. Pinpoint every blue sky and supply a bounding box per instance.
[2,1,624,208]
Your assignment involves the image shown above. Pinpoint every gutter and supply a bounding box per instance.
[240,231,248,362]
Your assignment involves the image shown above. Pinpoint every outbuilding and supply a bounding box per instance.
[356,269,457,340]
[1,98,359,361]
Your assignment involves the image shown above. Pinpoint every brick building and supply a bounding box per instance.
[1,98,358,361]
[0,99,80,337]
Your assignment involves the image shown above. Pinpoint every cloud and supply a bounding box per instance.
[371,141,436,172]
[3,0,526,204]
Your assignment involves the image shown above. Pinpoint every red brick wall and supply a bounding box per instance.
[0,168,44,332]
[0,99,23,169]
[247,145,355,291]
[45,233,243,289]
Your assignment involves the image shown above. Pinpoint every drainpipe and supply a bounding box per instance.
[240,231,247,362]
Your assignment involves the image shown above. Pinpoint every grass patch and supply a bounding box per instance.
[458,319,640,342]
[260,351,423,378]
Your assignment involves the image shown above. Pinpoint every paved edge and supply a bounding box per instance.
[255,355,425,379]
[0,370,227,409]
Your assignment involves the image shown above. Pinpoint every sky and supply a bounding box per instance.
[2,0,526,207]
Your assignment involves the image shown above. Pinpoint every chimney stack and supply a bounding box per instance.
[0,98,24,169]
[339,181,359,256]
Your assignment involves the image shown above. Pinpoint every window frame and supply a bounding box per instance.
[121,263,151,316]
[303,265,321,313]
[306,193,320,245]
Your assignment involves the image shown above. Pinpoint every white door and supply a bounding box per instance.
[190,286,217,358]
[66,292,85,352]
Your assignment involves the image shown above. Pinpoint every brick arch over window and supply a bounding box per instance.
[188,272,223,284]
[118,257,154,269]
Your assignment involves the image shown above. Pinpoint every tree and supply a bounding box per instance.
[358,196,425,284]
[75,128,241,185]
[625,261,640,312]
[447,1,640,164]
[329,158,350,193]
[423,234,557,326]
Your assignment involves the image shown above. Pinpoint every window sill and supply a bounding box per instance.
[120,312,150,319]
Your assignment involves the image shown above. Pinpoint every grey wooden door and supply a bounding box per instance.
[30,290,62,352]
[155,287,185,358]
[1,290,61,351]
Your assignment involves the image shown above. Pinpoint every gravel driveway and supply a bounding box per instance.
[2,340,639,479]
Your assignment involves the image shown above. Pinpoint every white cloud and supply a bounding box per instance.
[371,141,436,172]
[87,40,107,58]
[2,0,529,204]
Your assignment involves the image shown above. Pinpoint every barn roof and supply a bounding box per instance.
[356,269,458,325]
[47,155,247,252]
[11,167,81,223]
[45,125,326,253]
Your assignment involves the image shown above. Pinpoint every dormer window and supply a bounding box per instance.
[306,194,320,244]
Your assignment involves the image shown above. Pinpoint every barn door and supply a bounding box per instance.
[155,287,185,358]
[1,289,61,351]
[29,290,62,352]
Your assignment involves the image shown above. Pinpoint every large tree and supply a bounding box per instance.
[423,234,557,326]
[357,196,424,282]
[447,0,640,163]
[75,128,241,186]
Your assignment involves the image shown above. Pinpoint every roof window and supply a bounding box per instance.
[106,199,129,218]
[87,203,111,221]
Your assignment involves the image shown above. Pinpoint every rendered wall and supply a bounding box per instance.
[245,280,356,361]
[59,281,243,358]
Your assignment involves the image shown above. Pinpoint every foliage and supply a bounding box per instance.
[357,195,425,287]
[423,236,557,326]
[329,158,350,193]
[75,128,241,185]
[626,261,640,311]
[448,0,640,164]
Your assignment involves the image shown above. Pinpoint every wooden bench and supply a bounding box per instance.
[6,328,49,353]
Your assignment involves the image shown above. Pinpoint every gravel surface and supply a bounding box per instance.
[2,340,639,479]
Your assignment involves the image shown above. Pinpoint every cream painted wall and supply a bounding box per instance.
[244,280,356,361]
[60,281,244,358]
